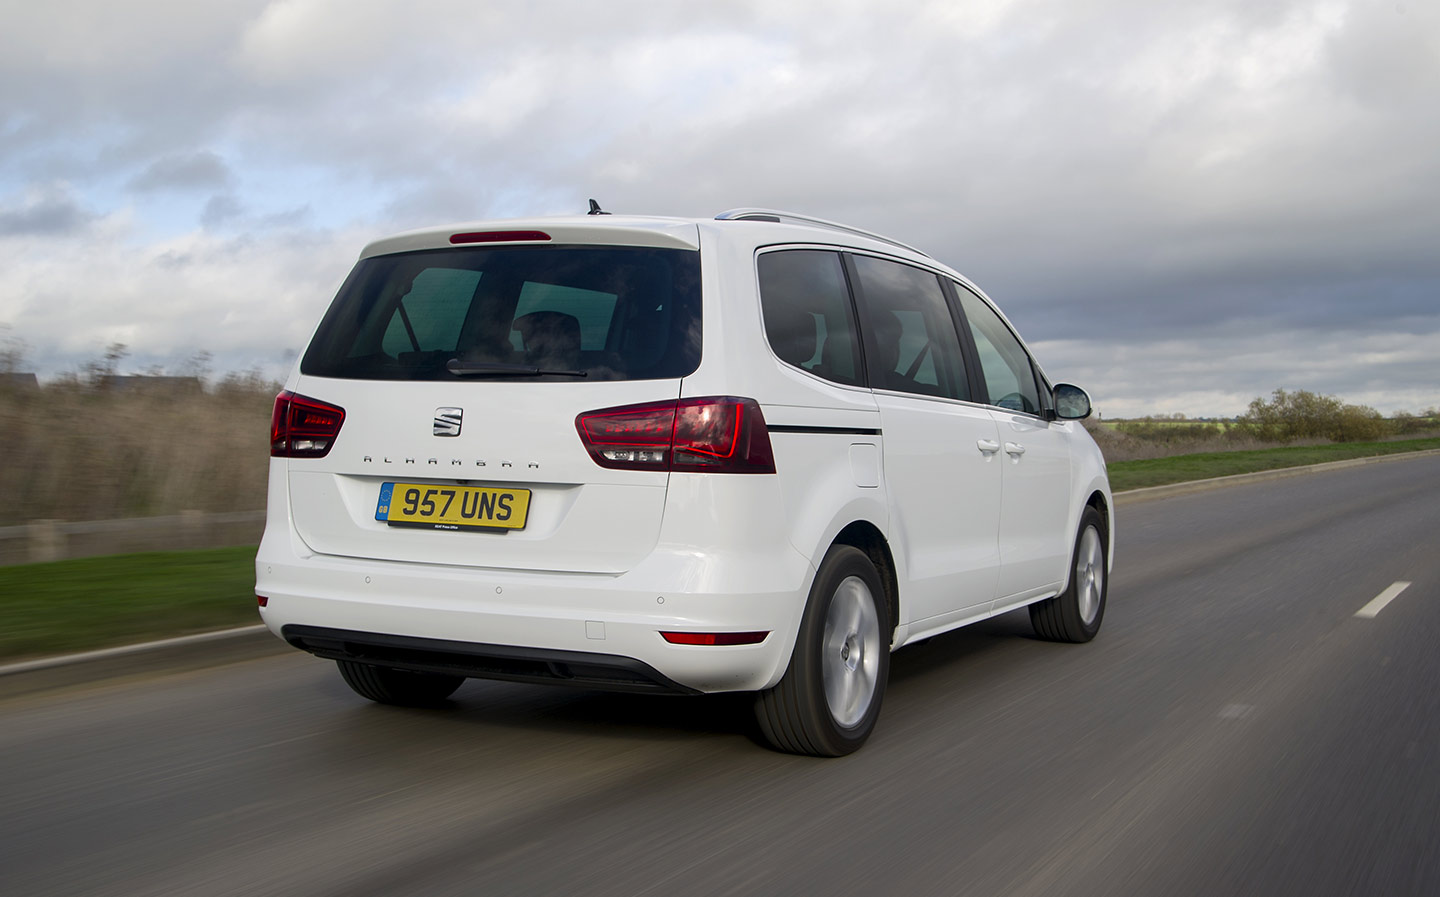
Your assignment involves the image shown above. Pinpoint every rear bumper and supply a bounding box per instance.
[255,529,813,694]
[283,625,700,694]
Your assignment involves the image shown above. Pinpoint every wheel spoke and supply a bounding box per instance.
[1074,526,1104,625]
[822,575,881,728]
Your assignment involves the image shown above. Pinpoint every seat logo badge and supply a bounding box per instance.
[434,408,463,437]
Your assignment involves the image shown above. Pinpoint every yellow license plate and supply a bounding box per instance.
[376,482,531,531]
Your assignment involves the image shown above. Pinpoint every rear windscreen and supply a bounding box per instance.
[301,245,702,381]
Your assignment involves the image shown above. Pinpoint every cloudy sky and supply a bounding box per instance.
[1,0,1436,416]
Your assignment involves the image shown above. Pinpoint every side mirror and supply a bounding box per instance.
[1052,383,1092,420]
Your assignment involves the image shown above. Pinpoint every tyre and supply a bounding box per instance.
[755,545,890,757]
[1029,506,1108,643]
[337,660,465,706]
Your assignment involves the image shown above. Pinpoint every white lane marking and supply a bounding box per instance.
[1355,581,1412,619]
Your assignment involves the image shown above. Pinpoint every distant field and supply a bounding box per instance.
[1100,419,1237,431]
[1087,416,1440,463]
[1106,437,1440,491]
[1101,417,1437,431]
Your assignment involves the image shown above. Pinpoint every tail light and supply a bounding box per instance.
[660,631,770,646]
[449,230,552,244]
[271,391,345,458]
[576,396,776,473]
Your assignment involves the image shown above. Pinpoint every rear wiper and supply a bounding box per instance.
[446,359,588,378]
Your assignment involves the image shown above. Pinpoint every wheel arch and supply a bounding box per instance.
[830,520,900,645]
[1084,487,1114,570]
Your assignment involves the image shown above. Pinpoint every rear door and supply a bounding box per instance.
[284,240,702,574]
[848,254,1003,626]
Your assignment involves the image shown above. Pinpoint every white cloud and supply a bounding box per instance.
[0,217,363,378]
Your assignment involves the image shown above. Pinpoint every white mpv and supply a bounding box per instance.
[257,209,1113,756]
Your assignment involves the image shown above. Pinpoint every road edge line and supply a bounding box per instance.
[0,625,289,701]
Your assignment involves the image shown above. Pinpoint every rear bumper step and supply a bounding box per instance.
[281,624,700,695]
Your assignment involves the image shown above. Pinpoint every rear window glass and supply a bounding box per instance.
[301,246,701,381]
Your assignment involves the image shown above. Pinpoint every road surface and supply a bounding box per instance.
[2,455,1437,896]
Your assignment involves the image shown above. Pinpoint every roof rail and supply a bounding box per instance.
[713,208,930,258]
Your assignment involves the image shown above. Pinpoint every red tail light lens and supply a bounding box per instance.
[575,396,776,473]
[271,391,345,458]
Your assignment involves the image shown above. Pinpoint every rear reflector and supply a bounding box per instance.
[449,230,551,244]
[271,391,345,458]
[576,396,776,473]
[257,595,269,608]
[660,631,770,646]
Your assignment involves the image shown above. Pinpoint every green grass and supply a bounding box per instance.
[0,545,258,662]
[1107,437,1440,492]
[4,436,1439,662]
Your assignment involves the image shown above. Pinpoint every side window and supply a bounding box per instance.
[379,268,481,356]
[850,255,970,401]
[955,286,1041,414]
[757,250,863,387]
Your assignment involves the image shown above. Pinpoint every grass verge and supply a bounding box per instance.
[1107,437,1440,492]
[4,437,1438,663]
[0,545,258,662]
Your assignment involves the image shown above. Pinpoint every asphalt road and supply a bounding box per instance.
[2,456,1437,897]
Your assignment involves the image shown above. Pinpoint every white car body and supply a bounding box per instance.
[256,209,1112,753]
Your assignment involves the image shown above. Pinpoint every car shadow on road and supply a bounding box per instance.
[887,609,1040,685]
[299,609,1050,757]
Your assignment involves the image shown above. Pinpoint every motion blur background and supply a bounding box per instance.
[3,8,1439,896]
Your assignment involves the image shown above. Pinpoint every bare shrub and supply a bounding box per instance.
[1083,418,1290,463]
[1390,410,1440,437]
[0,374,276,525]
[1238,389,1395,443]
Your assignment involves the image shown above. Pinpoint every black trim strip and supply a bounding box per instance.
[767,425,882,436]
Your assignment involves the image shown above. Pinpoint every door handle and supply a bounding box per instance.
[1004,442,1026,456]
[976,439,1000,454]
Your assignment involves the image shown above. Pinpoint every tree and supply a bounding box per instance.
[81,342,129,388]
[1240,388,1392,443]
[0,325,27,374]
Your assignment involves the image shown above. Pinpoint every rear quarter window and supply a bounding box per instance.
[757,249,863,387]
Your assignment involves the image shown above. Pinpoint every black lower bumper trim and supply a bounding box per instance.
[281,625,700,695]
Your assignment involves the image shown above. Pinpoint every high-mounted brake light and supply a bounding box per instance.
[271,391,345,458]
[449,230,552,244]
[660,631,770,646]
[575,396,776,473]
